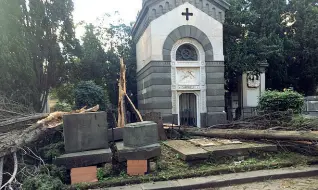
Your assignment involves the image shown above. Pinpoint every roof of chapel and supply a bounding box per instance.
[132,0,230,41]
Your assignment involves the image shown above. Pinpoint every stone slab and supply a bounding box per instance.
[54,149,112,169]
[163,140,209,161]
[164,140,277,161]
[188,138,242,147]
[123,121,159,148]
[108,127,123,142]
[202,143,277,157]
[63,112,108,153]
[102,165,318,190]
[117,142,161,162]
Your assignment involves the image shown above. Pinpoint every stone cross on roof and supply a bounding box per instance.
[182,8,193,21]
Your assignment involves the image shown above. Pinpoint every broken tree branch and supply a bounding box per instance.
[0,109,28,117]
[0,157,3,187]
[125,94,143,122]
[117,58,126,128]
[0,152,18,190]
[181,128,318,142]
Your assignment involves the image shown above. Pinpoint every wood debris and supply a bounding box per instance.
[117,58,143,128]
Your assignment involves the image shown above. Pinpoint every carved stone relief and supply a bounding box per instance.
[247,72,261,88]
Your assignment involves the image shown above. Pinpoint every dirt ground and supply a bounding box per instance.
[204,177,318,190]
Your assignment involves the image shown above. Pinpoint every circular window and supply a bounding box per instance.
[176,44,198,61]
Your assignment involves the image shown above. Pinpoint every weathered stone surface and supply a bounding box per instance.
[54,149,112,169]
[63,112,108,153]
[123,121,158,148]
[117,142,161,162]
[165,140,277,161]
[163,140,209,161]
[202,143,277,157]
[207,112,227,126]
[108,127,123,142]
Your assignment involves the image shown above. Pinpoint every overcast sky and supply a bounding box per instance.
[73,0,142,38]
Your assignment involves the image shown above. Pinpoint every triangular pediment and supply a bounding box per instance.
[132,0,229,41]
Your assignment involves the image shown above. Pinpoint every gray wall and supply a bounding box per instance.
[206,61,226,126]
[137,61,173,123]
[137,61,227,126]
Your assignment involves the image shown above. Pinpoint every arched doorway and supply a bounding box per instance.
[179,93,197,126]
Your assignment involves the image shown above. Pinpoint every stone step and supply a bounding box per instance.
[100,165,318,190]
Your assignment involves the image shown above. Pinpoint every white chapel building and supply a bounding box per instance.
[132,0,230,127]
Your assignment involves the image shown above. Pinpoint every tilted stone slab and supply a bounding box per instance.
[202,143,277,157]
[164,140,277,161]
[163,140,209,161]
[116,142,161,162]
[54,149,112,169]
[63,112,109,153]
[123,121,158,148]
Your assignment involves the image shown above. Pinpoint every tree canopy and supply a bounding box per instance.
[225,0,318,95]
[0,0,318,113]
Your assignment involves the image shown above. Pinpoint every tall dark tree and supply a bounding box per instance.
[224,0,318,95]
[0,0,77,111]
[286,0,318,95]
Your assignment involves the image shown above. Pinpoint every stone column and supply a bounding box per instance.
[240,63,268,117]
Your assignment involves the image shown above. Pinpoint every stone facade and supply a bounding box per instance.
[134,1,229,127]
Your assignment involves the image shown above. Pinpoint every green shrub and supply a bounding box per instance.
[258,90,304,113]
[52,83,75,105]
[53,102,72,112]
[74,81,107,110]
[22,174,65,190]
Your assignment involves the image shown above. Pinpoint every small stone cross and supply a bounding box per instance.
[182,8,193,21]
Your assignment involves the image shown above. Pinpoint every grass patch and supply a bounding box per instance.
[69,145,318,190]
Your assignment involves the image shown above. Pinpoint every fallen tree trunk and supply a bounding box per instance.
[0,122,56,158]
[182,128,318,142]
[0,114,48,133]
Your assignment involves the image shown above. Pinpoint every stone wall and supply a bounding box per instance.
[137,61,173,123]
[206,61,226,126]
[137,61,226,126]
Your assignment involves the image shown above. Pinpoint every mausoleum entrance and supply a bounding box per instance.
[172,38,207,128]
[179,93,198,127]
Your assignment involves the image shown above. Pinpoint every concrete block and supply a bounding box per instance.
[202,143,278,157]
[54,149,112,169]
[206,89,225,96]
[200,113,207,128]
[207,112,227,126]
[108,127,123,142]
[207,100,225,107]
[206,66,224,73]
[189,25,197,38]
[123,121,159,148]
[206,77,225,84]
[170,28,182,41]
[63,112,108,153]
[117,142,161,162]
[163,140,209,161]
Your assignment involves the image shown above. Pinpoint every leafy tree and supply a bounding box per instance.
[285,0,318,95]
[74,81,108,110]
[0,0,77,112]
[224,0,318,95]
